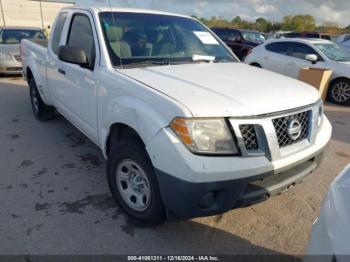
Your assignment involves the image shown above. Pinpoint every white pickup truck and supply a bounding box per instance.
[21,6,332,224]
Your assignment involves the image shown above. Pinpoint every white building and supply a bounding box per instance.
[0,0,74,29]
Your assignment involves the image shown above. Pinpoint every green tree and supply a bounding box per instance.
[232,16,242,24]
[255,17,272,32]
[281,15,316,31]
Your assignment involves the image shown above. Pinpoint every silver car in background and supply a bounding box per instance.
[305,164,350,262]
[0,27,46,75]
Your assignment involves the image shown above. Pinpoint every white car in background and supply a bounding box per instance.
[245,38,350,106]
[305,164,350,262]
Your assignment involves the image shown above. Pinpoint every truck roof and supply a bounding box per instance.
[63,5,192,19]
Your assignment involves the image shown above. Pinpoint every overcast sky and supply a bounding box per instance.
[69,0,350,27]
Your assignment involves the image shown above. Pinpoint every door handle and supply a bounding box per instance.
[287,62,294,66]
[58,68,66,75]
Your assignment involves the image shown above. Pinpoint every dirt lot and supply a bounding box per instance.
[0,76,349,257]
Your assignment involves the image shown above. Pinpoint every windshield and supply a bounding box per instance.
[0,29,46,44]
[99,12,236,68]
[314,43,350,62]
[241,31,265,43]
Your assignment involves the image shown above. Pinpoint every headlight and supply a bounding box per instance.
[317,100,324,127]
[170,118,240,155]
[0,51,12,60]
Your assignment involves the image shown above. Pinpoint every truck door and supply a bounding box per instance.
[46,12,69,112]
[47,11,99,142]
[53,11,99,143]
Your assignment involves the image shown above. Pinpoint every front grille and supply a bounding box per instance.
[14,55,22,62]
[240,125,259,150]
[272,111,310,148]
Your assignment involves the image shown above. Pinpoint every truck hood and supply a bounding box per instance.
[120,63,320,117]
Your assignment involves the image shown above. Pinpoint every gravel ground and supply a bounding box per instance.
[0,76,349,258]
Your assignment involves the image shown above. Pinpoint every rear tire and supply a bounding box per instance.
[29,78,55,121]
[328,78,350,105]
[107,140,166,226]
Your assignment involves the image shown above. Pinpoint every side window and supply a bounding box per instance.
[227,30,239,40]
[284,33,300,38]
[321,35,331,40]
[51,12,68,55]
[67,14,95,66]
[265,42,289,55]
[305,33,319,38]
[213,30,227,41]
[290,43,318,60]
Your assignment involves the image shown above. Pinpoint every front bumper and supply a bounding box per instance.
[146,112,331,219]
[156,152,324,219]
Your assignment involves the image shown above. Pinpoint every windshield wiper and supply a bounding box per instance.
[122,59,170,68]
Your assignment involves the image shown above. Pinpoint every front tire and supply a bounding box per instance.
[29,78,55,121]
[328,78,350,105]
[107,141,165,225]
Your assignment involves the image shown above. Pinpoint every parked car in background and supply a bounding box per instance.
[335,34,350,44]
[305,164,350,262]
[245,38,350,105]
[22,6,331,224]
[339,39,350,51]
[274,31,292,39]
[212,27,264,60]
[284,32,331,41]
[0,26,46,75]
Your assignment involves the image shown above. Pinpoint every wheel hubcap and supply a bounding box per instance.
[32,89,39,113]
[116,159,151,212]
[332,82,350,103]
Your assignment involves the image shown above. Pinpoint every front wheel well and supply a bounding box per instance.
[106,123,145,156]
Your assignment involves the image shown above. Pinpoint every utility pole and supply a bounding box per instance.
[0,0,5,27]
[39,0,44,29]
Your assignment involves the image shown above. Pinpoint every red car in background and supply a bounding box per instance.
[212,27,265,60]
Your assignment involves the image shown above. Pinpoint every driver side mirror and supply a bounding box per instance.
[305,54,318,64]
[58,45,90,68]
